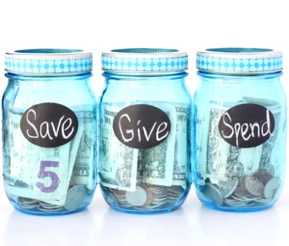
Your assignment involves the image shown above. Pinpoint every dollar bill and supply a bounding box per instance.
[137,103,176,186]
[69,108,97,189]
[243,97,281,175]
[172,104,191,188]
[4,110,73,206]
[100,104,138,192]
[202,100,276,183]
[199,102,238,183]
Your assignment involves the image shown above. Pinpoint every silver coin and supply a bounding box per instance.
[18,197,39,209]
[64,185,89,211]
[233,177,250,197]
[18,197,38,205]
[203,183,223,206]
[264,178,280,199]
[125,185,150,207]
[253,170,273,186]
[256,198,273,204]
[245,176,264,197]
[224,200,248,207]
[37,206,64,212]
[218,177,238,198]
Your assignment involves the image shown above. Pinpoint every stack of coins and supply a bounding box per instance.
[102,183,186,211]
[17,185,92,213]
[199,170,280,208]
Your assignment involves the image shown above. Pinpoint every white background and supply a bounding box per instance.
[1,0,289,245]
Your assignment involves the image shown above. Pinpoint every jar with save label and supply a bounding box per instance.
[100,48,192,214]
[2,49,97,215]
[193,48,286,211]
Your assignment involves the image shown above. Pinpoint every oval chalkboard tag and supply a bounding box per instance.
[113,104,171,149]
[20,103,78,148]
[218,103,275,148]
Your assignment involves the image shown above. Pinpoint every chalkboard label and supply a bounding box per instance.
[20,103,78,148]
[218,103,275,148]
[113,104,171,149]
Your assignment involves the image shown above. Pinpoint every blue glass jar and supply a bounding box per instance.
[2,49,97,215]
[100,48,192,214]
[193,48,286,212]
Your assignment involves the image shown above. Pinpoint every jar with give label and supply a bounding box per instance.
[2,49,97,215]
[100,48,192,214]
[193,48,286,211]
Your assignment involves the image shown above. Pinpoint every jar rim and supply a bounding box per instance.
[5,48,92,75]
[102,48,188,73]
[196,47,282,74]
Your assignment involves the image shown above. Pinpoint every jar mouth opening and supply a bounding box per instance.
[13,48,84,54]
[110,48,179,54]
[102,48,188,72]
[205,47,274,54]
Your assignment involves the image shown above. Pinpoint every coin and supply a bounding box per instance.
[141,186,154,207]
[150,185,168,203]
[245,176,264,197]
[263,178,280,199]
[125,185,152,207]
[64,185,89,210]
[202,183,223,206]
[111,188,126,198]
[168,186,184,201]
[218,177,238,198]
[234,177,251,197]
[18,197,38,209]
[253,170,273,186]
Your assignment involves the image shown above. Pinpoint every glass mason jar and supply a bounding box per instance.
[100,48,192,214]
[2,49,97,215]
[193,48,286,212]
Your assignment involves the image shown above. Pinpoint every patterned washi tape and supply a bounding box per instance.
[196,48,282,74]
[102,48,188,72]
[5,49,92,75]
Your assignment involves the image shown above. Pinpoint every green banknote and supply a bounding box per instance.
[136,103,176,186]
[70,108,96,189]
[4,111,74,206]
[101,104,138,192]
[172,104,190,188]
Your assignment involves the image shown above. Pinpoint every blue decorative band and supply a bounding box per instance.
[102,48,188,73]
[197,48,282,74]
[5,49,92,75]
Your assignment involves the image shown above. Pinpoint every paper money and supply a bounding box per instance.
[201,102,239,183]
[137,139,173,186]
[4,106,96,210]
[70,108,96,189]
[4,110,72,206]
[136,103,175,186]
[100,104,138,191]
[172,105,190,188]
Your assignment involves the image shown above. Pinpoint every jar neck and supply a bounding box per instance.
[5,72,92,81]
[103,71,187,80]
[197,71,282,79]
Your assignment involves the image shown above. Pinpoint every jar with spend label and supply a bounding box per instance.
[193,48,286,211]
[2,49,97,215]
[100,48,192,214]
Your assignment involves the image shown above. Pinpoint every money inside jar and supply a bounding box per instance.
[100,102,191,212]
[195,97,283,209]
[3,107,96,213]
